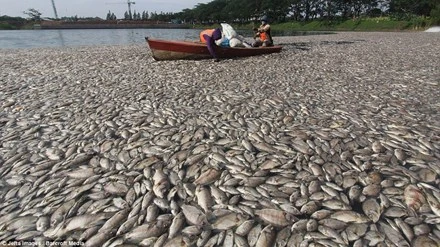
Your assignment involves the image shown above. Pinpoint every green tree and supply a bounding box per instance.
[390,0,437,16]
[106,11,117,20]
[150,12,158,20]
[133,10,138,20]
[260,0,291,21]
[23,8,42,21]
[174,0,438,23]
[431,4,440,24]
[142,11,149,20]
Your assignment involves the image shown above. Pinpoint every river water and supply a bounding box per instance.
[0,28,328,49]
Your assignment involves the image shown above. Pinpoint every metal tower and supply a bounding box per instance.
[127,0,135,19]
[51,0,59,19]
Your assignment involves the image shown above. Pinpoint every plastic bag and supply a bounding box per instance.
[220,23,237,40]
[229,38,243,47]
[215,34,230,47]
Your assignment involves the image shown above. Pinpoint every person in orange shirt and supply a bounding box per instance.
[200,28,222,62]
[252,16,273,47]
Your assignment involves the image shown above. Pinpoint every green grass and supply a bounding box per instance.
[0,23,16,29]
[270,17,435,32]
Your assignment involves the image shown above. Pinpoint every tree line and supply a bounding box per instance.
[23,0,440,23]
[106,10,175,22]
[174,0,440,23]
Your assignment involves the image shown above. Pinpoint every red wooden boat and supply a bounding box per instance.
[145,37,282,61]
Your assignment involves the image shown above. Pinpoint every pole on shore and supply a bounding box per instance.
[51,0,59,19]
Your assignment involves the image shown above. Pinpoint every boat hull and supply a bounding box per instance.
[145,37,282,61]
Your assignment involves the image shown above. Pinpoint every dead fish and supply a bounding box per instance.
[318,219,346,231]
[322,199,352,210]
[274,226,291,247]
[235,219,255,236]
[255,209,295,227]
[363,230,385,246]
[291,219,308,233]
[181,204,208,226]
[99,208,129,234]
[124,220,170,244]
[344,223,368,242]
[240,176,266,187]
[153,168,169,198]
[196,230,212,247]
[413,224,431,236]
[36,216,50,232]
[412,235,438,247]
[210,185,228,205]
[310,209,333,220]
[65,182,96,201]
[139,237,158,247]
[255,225,275,247]
[222,230,234,247]
[291,139,312,154]
[395,218,414,243]
[330,211,370,223]
[383,206,408,218]
[234,234,250,247]
[84,231,110,247]
[6,216,38,232]
[247,224,262,247]
[252,141,278,153]
[300,201,319,215]
[163,235,191,247]
[378,221,410,246]
[362,198,381,223]
[17,183,32,198]
[404,185,426,213]
[64,167,98,179]
[44,213,112,238]
[182,225,202,236]
[372,141,384,153]
[242,139,255,152]
[318,225,347,245]
[104,181,129,195]
[50,199,76,227]
[168,212,185,239]
[195,185,212,213]
[287,232,305,247]
[418,168,437,183]
[116,215,139,235]
[260,159,282,170]
[422,187,440,217]
[146,204,160,222]
[211,213,245,231]
[194,168,221,185]
[113,197,129,209]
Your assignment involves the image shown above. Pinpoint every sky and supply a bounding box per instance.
[0,0,212,19]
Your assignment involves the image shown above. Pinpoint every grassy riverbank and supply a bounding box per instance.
[273,17,435,31]
[196,16,437,32]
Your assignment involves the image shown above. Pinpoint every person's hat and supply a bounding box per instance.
[261,15,268,22]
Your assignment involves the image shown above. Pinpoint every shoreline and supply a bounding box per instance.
[0,32,439,245]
